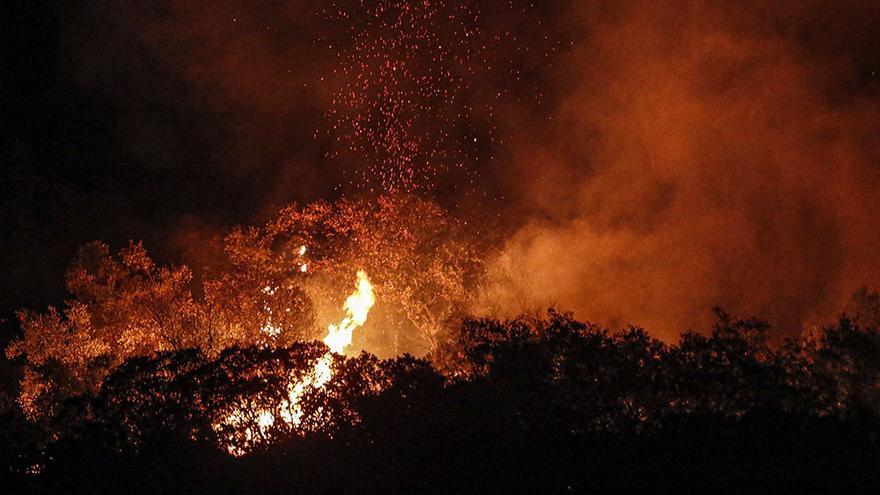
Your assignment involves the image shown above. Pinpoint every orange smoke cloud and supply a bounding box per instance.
[482,0,880,339]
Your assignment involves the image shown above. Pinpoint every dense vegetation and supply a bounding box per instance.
[2,308,880,493]
[3,195,880,492]
[5,195,482,422]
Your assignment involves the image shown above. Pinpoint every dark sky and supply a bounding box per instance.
[3,0,880,339]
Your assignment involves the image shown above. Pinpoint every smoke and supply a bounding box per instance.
[480,0,880,339]
[53,1,880,339]
[59,0,343,217]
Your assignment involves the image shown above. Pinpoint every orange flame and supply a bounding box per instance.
[215,269,375,455]
[323,270,375,354]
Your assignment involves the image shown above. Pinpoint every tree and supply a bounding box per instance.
[7,241,203,419]
[799,317,880,418]
[230,194,484,356]
[6,240,316,420]
[4,194,477,424]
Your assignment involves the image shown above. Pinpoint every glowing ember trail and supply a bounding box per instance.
[215,270,375,455]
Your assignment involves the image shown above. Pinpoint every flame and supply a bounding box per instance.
[323,270,375,354]
[215,270,375,455]
[281,270,374,427]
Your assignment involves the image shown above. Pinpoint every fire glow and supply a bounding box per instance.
[215,270,375,455]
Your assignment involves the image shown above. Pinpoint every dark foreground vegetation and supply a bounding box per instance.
[2,309,880,493]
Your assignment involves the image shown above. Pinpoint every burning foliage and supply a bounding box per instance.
[214,270,375,455]
[4,195,880,491]
[227,194,484,355]
[5,1,880,492]
[5,194,482,423]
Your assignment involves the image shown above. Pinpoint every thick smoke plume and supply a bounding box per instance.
[481,0,880,339]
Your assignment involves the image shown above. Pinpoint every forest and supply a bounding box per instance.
[2,196,880,493]
[3,308,880,492]
[5,2,880,491]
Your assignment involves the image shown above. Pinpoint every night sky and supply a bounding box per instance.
[3,0,880,339]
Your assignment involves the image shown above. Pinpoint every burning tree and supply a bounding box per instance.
[7,241,207,419]
[231,194,484,356]
[212,270,376,455]
[5,194,481,427]
[6,238,316,420]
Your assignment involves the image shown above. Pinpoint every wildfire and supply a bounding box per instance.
[216,270,375,455]
[323,271,375,354]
